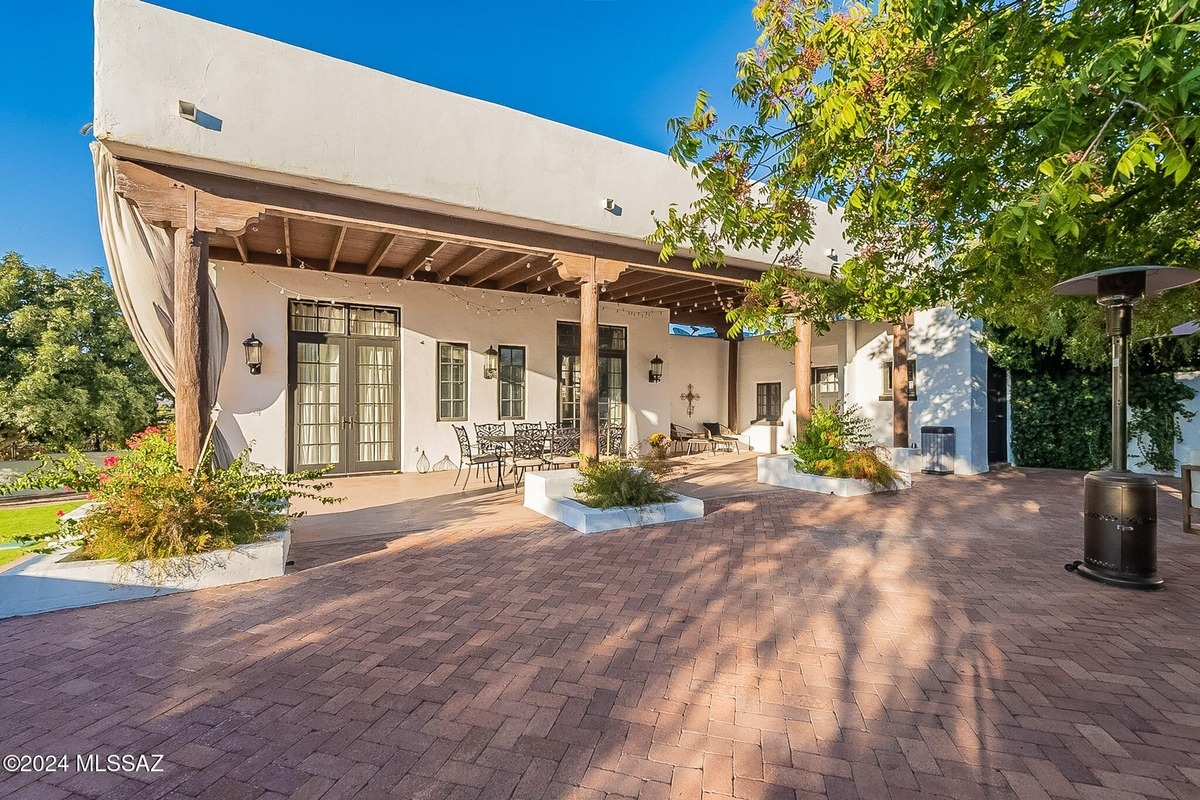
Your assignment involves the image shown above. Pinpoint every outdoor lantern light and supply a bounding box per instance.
[483,345,498,380]
[1053,265,1200,590]
[649,355,664,383]
[242,333,263,375]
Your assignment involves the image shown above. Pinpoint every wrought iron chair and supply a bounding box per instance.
[512,421,543,436]
[543,426,580,470]
[510,427,547,491]
[599,422,625,457]
[453,425,504,490]
[474,423,507,459]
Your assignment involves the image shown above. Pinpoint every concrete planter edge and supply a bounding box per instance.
[0,529,290,619]
[523,469,704,534]
[756,454,912,496]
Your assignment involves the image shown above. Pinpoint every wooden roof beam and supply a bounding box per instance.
[327,226,347,272]
[495,258,558,290]
[283,217,293,267]
[398,240,448,279]
[366,233,399,275]
[467,253,533,287]
[233,233,249,262]
[437,246,490,281]
[607,276,682,302]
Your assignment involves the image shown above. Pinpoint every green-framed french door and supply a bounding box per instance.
[288,302,401,474]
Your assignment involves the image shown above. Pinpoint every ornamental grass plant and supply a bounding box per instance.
[1,425,338,579]
[791,403,900,490]
[572,454,677,509]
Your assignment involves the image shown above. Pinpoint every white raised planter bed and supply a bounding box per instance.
[0,505,290,619]
[757,454,912,497]
[524,469,704,534]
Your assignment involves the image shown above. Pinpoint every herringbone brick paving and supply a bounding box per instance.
[2,468,1200,799]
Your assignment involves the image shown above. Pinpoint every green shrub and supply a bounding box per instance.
[573,456,677,509]
[790,402,900,490]
[1,424,338,576]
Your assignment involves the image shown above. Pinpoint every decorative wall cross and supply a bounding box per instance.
[679,384,701,417]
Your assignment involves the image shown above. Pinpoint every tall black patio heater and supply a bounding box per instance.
[1052,265,1200,590]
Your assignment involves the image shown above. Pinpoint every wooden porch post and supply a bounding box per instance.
[727,334,741,431]
[579,272,600,460]
[553,253,627,461]
[794,318,813,434]
[892,319,910,448]
[173,219,210,470]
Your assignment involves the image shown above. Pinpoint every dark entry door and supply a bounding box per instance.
[986,358,1008,463]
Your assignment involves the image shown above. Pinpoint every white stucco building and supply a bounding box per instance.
[91,0,1007,478]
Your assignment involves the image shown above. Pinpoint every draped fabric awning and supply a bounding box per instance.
[92,142,231,463]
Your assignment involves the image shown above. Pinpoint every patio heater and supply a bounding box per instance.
[1052,265,1200,590]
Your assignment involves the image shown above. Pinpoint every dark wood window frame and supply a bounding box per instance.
[438,341,468,421]
[756,382,782,424]
[880,359,918,401]
[498,344,526,420]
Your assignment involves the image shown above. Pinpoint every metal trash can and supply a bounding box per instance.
[921,426,955,474]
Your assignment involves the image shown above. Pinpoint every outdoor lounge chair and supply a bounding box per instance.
[702,422,741,453]
[670,423,708,455]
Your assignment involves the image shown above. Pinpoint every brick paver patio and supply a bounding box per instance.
[2,468,1199,799]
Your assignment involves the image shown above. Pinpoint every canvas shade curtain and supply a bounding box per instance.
[91,142,232,464]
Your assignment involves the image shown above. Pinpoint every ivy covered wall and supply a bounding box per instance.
[989,329,1196,472]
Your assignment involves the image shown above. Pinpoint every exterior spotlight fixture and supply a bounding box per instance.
[1052,265,1200,590]
[483,345,499,380]
[649,355,664,383]
[242,333,263,375]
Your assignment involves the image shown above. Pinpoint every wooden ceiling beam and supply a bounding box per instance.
[211,247,335,272]
[233,233,249,263]
[283,217,293,267]
[397,240,448,279]
[648,282,729,304]
[467,253,533,287]
[607,276,681,302]
[437,246,490,281]
[606,271,676,296]
[495,258,558,290]
[327,226,347,272]
[366,233,399,275]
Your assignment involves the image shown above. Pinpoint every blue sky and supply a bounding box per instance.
[0,1,760,274]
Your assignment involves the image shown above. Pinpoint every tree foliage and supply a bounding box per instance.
[652,0,1200,352]
[0,251,162,451]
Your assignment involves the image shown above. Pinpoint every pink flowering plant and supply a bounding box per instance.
[1,424,338,570]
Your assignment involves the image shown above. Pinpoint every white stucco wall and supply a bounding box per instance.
[92,0,851,274]
[667,337,728,429]
[212,262,671,472]
[732,310,992,473]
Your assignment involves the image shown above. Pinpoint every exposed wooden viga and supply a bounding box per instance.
[114,160,268,469]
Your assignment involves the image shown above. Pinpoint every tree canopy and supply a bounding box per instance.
[0,252,162,452]
[652,0,1200,359]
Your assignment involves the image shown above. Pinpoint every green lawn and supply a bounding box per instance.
[0,502,84,568]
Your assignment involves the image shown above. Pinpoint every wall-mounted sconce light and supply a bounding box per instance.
[483,345,498,380]
[178,100,197,121]
[649,354,664,383]
[824,248,839,263]
[243,333,263,375]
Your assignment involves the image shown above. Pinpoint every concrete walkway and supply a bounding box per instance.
[2,468,1200,799]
